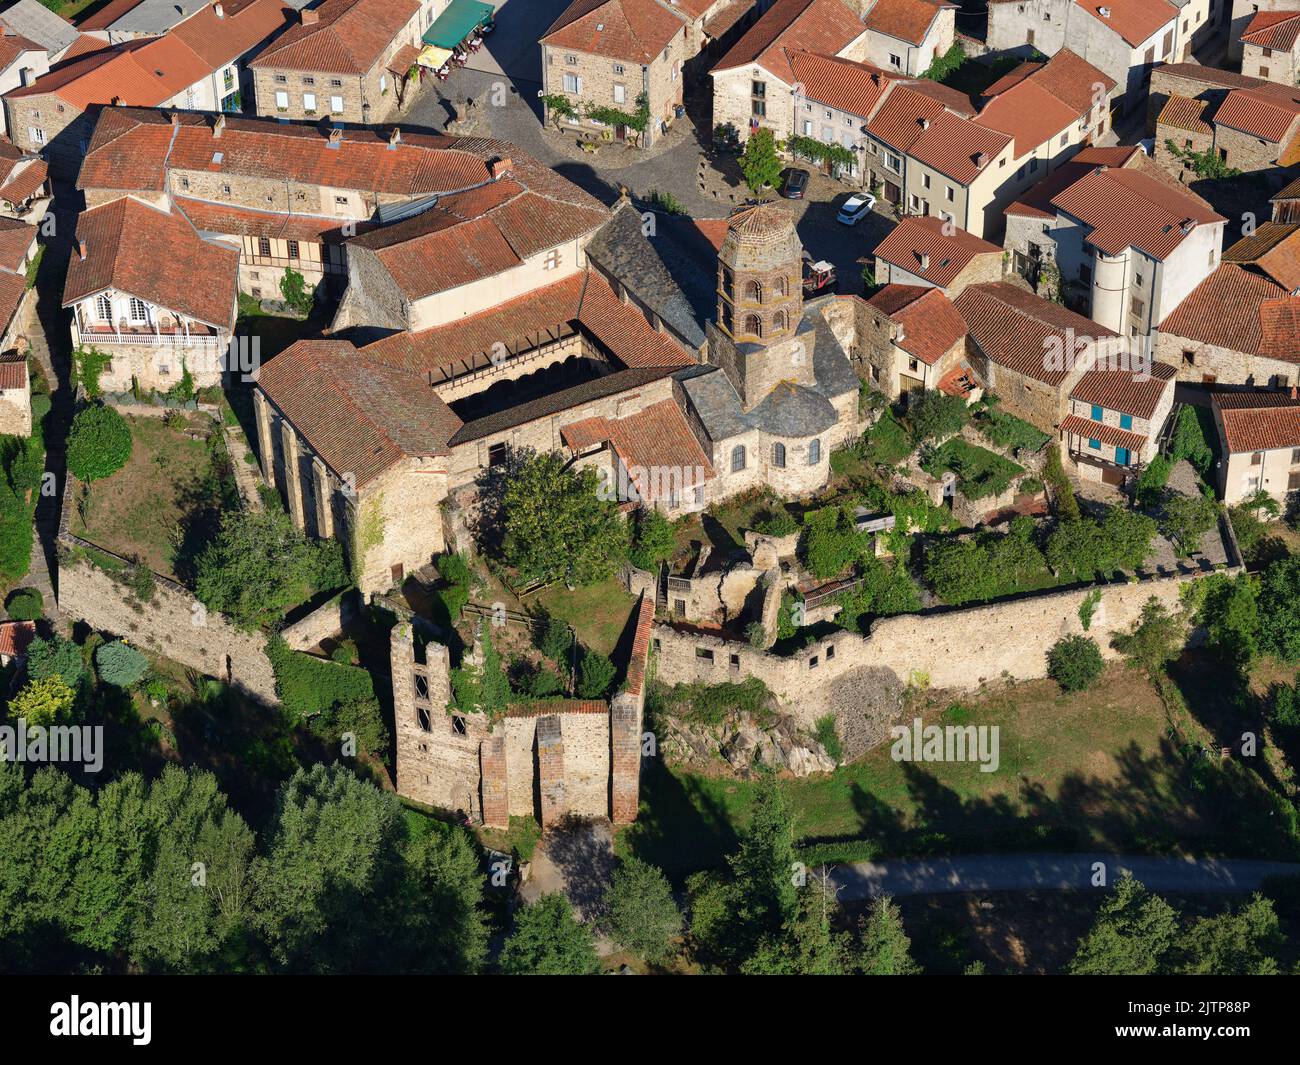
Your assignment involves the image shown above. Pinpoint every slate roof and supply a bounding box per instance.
[0,0,78,54]
[584,202,708,349]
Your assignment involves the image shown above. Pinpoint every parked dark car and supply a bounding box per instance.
[783,168,810,199]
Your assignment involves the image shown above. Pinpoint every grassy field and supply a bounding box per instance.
[71,413,232,580]
[533,576,636,657]
[621,662,1300,878]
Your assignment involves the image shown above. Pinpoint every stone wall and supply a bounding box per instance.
[56,553,278,704]
[280,589,361,651]
[652,567,1227,731]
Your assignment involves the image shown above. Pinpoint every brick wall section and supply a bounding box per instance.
[536,714,567,827]
[479,734,509,828]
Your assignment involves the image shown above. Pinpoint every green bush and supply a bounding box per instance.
[801,505,867,579]
[922,439,1023,500]
[95,640,149,688]
[1047,635,1103,692]
[754,509,798,537]
[67,404,132,482]
[536,615,573,666]
[577,649,616,699]
[26,634,86,690]
[925,516,1051,605]
[4,586,42,620]
[907,390,970,443]
[814,713,843,762]
[859,409,914,466]
[266,635,376,719]
[629,508,676,571]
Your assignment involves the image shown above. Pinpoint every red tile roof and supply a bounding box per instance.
[1214,392,1300,453]
[974,49,1113,156]
[174,196,364,242]
[910,109,1010,183]
[0,29,42,70]
[1223,220,1300,291]
[542,0,688,63]
[885,285,967,365]
[1213,87,1300,143]
[0,620,35,659]
[1158,93,1212,134]
[862,0,951,46]
[0,356,26,390]
[505,700,608,717]
[1069,361,1176,418]
[713,0,865,84]
[0,155,46,206]
[0,217,36,274]
[1259,297,1300,362]
[169,0,294,69]
[1059,413,1148,451]
[1074,0,1177,47]
[250,0,420,75]
[864,81,946,151]
[787,51,898,117]
[1050,164,1226,260]
[63,197,238,330]
[954,281,1116,386]
[1159,263,1292,357]
[871,215,1001,288]
[256,339,463,486]
[1241,10,1300,51]
[561,398,714,501]
[1004,145,1143,218]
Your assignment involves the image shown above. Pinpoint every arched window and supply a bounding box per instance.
[96,294,112,321]
[744,314,762,338]
[772,309,788,334]
[808,439,821,465]
[731,445,746,473]
[772,442,786,468]
[744,279,762,303]
[774,276,787,298]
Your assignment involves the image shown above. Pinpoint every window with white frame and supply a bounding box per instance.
[275,90,288,110]
[96,294,112,320]
[129,298,148,323]
[563,73,581,92]
[613,83,625,104]
[331,95,344,113]
[303,93,316,112]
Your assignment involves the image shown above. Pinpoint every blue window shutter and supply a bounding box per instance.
[1088,438,1100,450]
[1120,413,1132,430]
[1091,404,1103,421]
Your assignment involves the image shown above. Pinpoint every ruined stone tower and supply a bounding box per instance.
[710,204,814,410]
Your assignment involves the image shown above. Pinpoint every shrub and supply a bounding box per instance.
[745,620,767,647]
[536,616,573,666]
[739,127,782,192]
[603,857,682,964]
[577,649,617,699]
[266,636,376,719]
[26,634,86,690]
[308,695,389,759]
[1136,454,1172,507]
[279,267,314,315]
[1159,493,1218,557]
[858,409,913,466]
[94,640,149,688]
[814,713,843,762]
[1047,635,1103,692]
[71,347,113,399]
[629,508,676,571]
[754,509,798,537]
[1169,405,1213,475]
[5,586,42,620]
[1044,443,1079,520]
[67,404,132,483]
[8,675,75,725]
[801,505,867,579]
[907,390,969,443]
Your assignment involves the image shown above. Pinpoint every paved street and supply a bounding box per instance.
[829,853,1300,900]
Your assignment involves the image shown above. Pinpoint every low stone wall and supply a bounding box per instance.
[653,568,1221,731]
[280,589,362,652]
[56,554,278,704]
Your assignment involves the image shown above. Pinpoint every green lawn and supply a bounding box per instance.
[620,663,1300,878]
[923,439,1023,500]
[533,576,635,657]
[71,413,235,581]
[859,409,914,466]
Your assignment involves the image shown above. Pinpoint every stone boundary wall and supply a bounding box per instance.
[280,589,362,652]
[653,568,1226,729]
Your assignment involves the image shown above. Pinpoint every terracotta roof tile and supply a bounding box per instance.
[862,0,950,46]
[1050,165,1226,260]
[1069,361,1175,418]
[1224,220,1300,291]
[0,620,35,658]
[250,0,420,75]
[1005,145,1143,218]
[1212,87,1300,143]
[0,156,47,205]
[787,51,898,117]
[1073,0,1177,47]
[1159,263,1290,357]
[542,0,688,63]
[0,357,26,390]
[1060,413,1148,450]
[63,197,238,329]
[1213,393,1300,453]
[887,285,966,365]
[1241,10,1300,51]
[954,281,1116,386]
[871,215,1001,288]
[168,0,293,70]
[713,0,865,84]
[0,217,36,274]
[973,49,1112,156]
[911,109,1010,183]
[505,700,608,717]
[1158,93,1212,134]
[864,81,946,151]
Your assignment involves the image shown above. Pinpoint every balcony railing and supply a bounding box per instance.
[75,320,221,349]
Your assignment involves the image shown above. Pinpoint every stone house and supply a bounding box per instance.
[710,0,868,144]
[953,280,1127,431]
[986,0,1182,112]
[1060,360,1177,483]
[248,0,429,126]
[3,0,295,175]
[859,0,955,75]
[1150,63,1300,178]
[62,196,238,394]
[1002,145,1226,336]
[0,216,35,436]
[870,215,1005,294]
[856,282,971,399]
[541,0,725,147]
[1230,0,1297,61]
[0,0,79,139]
[1156,223,1300,385]
[1240,9,1300,83]
[0,138,48,221]
[1212,390,1300,504]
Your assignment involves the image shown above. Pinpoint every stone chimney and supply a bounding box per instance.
[388,126,401,149]
[77,240,86,261]
[213,113,226,137]
[490,157,513,180]
[918,252,930,270]
[301,7,318,24]
[213,1,223,16]
[974,151,987,168]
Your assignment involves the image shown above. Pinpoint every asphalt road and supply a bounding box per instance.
[828,853,1300,900]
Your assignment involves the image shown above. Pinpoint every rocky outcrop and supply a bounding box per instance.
[658,709,838,778]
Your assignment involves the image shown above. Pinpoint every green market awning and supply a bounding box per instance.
[422,0,494,48]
